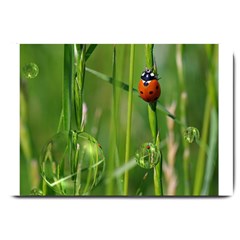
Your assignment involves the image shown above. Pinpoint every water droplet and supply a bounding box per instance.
[22,62,39,79]
[30,188,43,196]
[184,127,200,143]
[135,142,160,169]
[40,131,105,195]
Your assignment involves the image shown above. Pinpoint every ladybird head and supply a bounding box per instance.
[141,69,156,81]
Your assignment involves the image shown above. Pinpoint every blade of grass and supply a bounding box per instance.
[85,44,98,61]
[193,93,211,195]
[123,44,135,195]
[145,44,154,69]
[176,44,190,195]
[20,83,33,194]
[57,109,64,133]
[63,44,74,131]
[20,86,33,162]
[201,108,218,195]
[51,44,74,195]
[148,103,163,195]
[74,44,86,131]
[57,44,97,133]
[107,158,137,181]
[106,45,118,195]
[145,44,163,196]
[113,45,124,194]
[154,149,163,195]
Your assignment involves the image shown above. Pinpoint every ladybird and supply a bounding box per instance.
[138,69,161,102]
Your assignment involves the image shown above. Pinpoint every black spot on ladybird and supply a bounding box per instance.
[149,91,153,94]
[156,86,159,89]
[140,91,143,94]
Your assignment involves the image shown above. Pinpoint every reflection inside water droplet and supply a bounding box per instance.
[22,62,39,79]
[135,142,160,169]
[30,188,43,196]
[184,127,200,143]
[40,131,105,195]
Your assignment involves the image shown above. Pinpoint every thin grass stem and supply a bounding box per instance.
[106,46,118,195]
[176,44,190,195]
[145,44,163,196]
[201,108,218,195]
[63,44,74,131]
[123,44,135,195]
[75,44,86,131]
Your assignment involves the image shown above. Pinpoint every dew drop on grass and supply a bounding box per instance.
[22,62,39,79]
[184,127,200,143]
[30,188,43,196]
[40,131,105,195]
[135,142,160,169]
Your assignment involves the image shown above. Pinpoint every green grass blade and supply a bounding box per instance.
[85,44,98,61]
[86,67,113,82]
[145,44,162,196]
[193,93,211,195]
[123,44,135,195]
[75,44,86,131]
[63,44,74,131]
[148,103,158,143]
[112,46,123,194]
[201,108,218,195]
[106,158,137,181]
[176,44,190,195]
[20,87,33,161]
[57,109,64,133]
[154,154,163,195]
[106,45,117,195]
[145,44,154,69]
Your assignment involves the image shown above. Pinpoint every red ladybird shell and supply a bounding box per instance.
[138,79,161,102]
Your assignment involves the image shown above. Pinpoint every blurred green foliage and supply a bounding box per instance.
[20,44,218,196]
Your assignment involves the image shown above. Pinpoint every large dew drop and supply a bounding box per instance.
[40,131,105,195]
[22,62,39,79]
[135,142,161,169]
